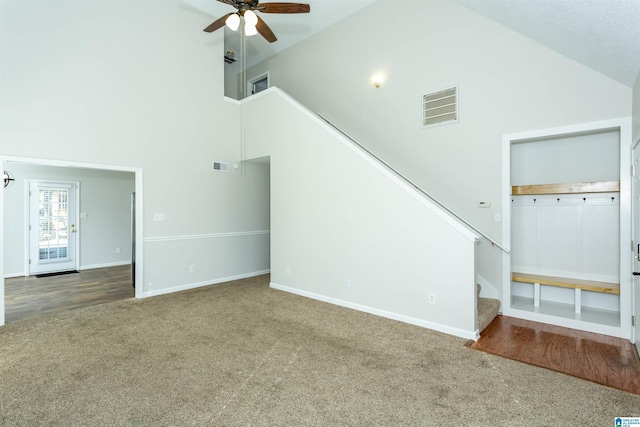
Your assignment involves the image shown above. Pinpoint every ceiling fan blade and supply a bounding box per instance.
[216,0,236,5]
[256,16,277,43]
[203,12,234,33]
[257,2,310,14]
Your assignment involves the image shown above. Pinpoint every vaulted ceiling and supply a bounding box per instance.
[457,0,640,87]
[185,0,640,87]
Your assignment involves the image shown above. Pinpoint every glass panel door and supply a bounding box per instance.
[29,181,78,275]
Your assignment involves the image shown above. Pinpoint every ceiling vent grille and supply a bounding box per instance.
[422,86,458,127]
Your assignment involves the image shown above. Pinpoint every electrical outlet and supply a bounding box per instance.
[286,267,291,275]
[189,264,195,273]
[346,279,351,287]
[116,248,121,254]
[428,293,436,304]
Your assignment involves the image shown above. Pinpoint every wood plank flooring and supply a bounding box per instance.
[4,265,134,323]
[466,315,640,395]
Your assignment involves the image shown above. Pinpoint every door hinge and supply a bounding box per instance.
[633,315,636,327]
[29,259,31,265]
[632,165,636,177]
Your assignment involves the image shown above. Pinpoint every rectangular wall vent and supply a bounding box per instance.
[422,86,458,127]
[212,161,228,172]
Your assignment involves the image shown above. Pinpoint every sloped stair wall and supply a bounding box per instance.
[241,88,483,340]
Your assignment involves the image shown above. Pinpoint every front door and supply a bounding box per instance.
[28,181,79,275]
[632,144,640,354]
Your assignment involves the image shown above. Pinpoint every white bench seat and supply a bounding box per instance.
[511,272,619,314]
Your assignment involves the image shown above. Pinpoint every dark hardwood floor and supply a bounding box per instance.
[466,315,640,395]
[4,265,134,323]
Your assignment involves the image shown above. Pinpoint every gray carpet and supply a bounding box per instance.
[1,274,637,426]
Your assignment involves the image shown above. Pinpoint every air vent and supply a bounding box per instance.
[212,161,228,172]
[422,86,458,127]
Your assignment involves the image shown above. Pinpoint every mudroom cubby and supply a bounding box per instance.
[510,182,620,326]
[508,128,623,330]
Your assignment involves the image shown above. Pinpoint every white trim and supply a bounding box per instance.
[270,282,478,341]
[143,230,269,243]
[244,87,479,244]
[632,131,640,354]
[501,117,632,339]
[223,96,242,105]
[143,269,270,298]
[79,261,131,270]
[3,156,140,173]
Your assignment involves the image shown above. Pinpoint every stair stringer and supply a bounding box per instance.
[242,87,480,340]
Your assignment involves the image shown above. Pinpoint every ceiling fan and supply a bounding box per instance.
[203,1,311,43]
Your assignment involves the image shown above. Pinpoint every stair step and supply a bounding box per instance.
[478,297,500,333]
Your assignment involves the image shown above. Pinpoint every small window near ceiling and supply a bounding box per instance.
[422,86,458,127]
[248,72,269,96]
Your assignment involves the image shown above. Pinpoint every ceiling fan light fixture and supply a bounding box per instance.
[245,22,258,36]
[225,13,240,31]
[244,10,258,27]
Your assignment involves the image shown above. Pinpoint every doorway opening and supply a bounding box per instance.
[1,157,143,326]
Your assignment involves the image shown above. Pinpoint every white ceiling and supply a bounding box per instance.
[456,0,640,87]
[184,0,640,87]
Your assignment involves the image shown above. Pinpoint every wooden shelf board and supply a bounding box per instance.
[512,272,619,295]
[511,180,620,195]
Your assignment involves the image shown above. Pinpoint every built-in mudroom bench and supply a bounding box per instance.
[510,180,621,327]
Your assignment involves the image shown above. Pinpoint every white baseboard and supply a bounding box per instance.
[4,272,26,279]
[142,269,270,298]
[269,282,477,341]
[80,261,131,270]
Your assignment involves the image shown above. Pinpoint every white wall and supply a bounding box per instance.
[243,89,479,339]
[3,163,135,276]
[242,0,632,289]
[511,131,620,185]
[635,71,640,140]
[0,0,269,302]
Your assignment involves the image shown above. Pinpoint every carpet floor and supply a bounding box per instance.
[1,274,638,426]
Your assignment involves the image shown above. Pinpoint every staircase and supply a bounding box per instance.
[477,284,500,334]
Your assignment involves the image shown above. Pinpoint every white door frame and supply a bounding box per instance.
[501,117,633,339]
[633,134,640,355]
[27,179,80,275]
[0,155,145,327]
